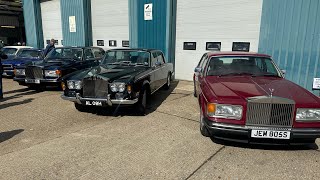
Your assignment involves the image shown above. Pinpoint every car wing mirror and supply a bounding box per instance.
[194,67,202,73]
[1,54,8,59]
[281,69,286,74]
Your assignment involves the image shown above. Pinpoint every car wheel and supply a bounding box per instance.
[137,87,147,115]
[164,73,171,90]
[74,103,87,112]
[200,107,211,137]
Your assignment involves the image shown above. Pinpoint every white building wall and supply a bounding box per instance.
[175,0,263,80]
[40,0,63,47]
[91,0,129,50]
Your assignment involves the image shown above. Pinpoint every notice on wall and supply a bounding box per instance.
[69,16,76,32]
[313,78,320,90]
[144,3,153,20]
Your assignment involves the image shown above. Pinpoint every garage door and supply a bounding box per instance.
[40,0,63,47]
[175,0,263,80]
[91,0,129,50]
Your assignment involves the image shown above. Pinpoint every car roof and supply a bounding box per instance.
[107,48,159,52]
[4,46,33,49]
[206,51,271,58]
[56,46,103,49]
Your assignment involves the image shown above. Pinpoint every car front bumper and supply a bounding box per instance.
[13,77,60,86]
[61,93,139,106]
[203,117,320,145]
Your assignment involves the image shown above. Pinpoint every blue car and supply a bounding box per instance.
[2,49,44,77]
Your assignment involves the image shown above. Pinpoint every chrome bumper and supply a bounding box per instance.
[61,93,138,106]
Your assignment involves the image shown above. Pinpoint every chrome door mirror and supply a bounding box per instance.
[281,69,286,74]
[194,67,202,73]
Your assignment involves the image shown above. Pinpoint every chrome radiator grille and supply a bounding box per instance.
[25,66,43,79]
[82,77,108,98]
[246,97,295,127]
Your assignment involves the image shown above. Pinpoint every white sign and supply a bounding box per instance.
[313,78,320,89]
[144,3,153,20]
[69,16,76,32]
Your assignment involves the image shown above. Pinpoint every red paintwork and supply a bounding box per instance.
[199,52,320,128]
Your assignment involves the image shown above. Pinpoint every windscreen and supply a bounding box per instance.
[206,56,280,77]
[17,50,42,58]
[46,48,83,61]
[2,48,17,55]
[101,50,150,66]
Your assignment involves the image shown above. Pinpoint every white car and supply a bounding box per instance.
[1,46,34,60]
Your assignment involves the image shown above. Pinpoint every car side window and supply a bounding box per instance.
[84,49,94,60]
[197,54,207,69]
[92,48,105,58]
[151,52,158,66]
[158,52,166,64]
[201,56,209,75]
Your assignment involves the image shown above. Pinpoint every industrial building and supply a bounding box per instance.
[21,0,320,92]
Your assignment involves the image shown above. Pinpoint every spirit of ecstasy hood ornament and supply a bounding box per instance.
[269,88,274,97]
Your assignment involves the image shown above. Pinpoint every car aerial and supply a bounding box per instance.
[13,46,105,89]
[61,48,174,115]
[1,46,33,60]
[1,49,43,77]
[195,51,320,145]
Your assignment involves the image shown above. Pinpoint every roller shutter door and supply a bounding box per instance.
[91,0,129,49]
[40,0,63,47]
[175,0,263,80]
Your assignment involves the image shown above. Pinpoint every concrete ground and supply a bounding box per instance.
[0,78,319,179]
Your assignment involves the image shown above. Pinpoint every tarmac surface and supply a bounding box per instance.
[0,78,319,179]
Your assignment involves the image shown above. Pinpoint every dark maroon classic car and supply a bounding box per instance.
[194,52,320,145]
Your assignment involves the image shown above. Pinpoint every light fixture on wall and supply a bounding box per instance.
[0,26,16,28]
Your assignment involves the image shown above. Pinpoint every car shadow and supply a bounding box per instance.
[84,81,179,117]
[0,129,24,143]
[3,87,30,95]
[0,89,39,102]
[0,98,34,110]
[210,137,319,151]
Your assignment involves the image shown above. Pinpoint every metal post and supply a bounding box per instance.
[0,61,3,99]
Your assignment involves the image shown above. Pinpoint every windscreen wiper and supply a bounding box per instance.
[219,72,255,77]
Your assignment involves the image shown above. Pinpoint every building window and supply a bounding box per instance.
[109,40,117,47]
[122,40,129,47]
[54,40,58,45]
[97,40,104,46]
[61,40,63,45]
[183,42,196,50]
[206,42,221,51]
[46,40,50,44]
[232,42,250,52]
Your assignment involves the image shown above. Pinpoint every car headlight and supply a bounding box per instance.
[45,70,61,77]
[207,103,243,120]
[296,108,320,122]
[67,80,82,90]
[15,69,25,76]
[110,82,126,92]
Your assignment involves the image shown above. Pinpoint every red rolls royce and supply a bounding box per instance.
[194,52,320,144]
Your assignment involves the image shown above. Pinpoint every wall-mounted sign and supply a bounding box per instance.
[232,42,250,52]
[183,42,196,50]
[206,42,221,51]
[313,78,320,90]
[144,3,153,20]
[109,40,117,47]
[69,16,76,32]
[122,40,129,47]
[97,40,104,46]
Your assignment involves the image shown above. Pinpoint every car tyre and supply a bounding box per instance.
[74,103,87,112]
[193,81,197,97]
[136,87,147,115]
[200,107,211,137]
[164,73,171,90]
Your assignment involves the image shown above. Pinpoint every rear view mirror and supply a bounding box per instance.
[194,67,202,73]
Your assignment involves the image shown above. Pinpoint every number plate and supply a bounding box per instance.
[85,101,103,106]
[25,79,40,84]
[251,130,290,139]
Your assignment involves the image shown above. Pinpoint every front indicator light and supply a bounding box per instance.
[61,82,66,91]
[127,85,132,94]
[207,103,216,116]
